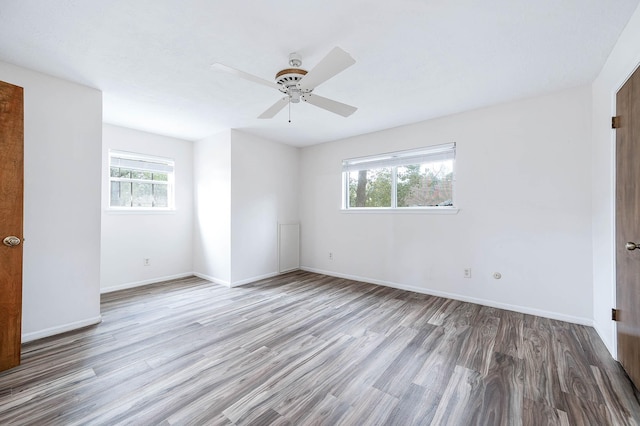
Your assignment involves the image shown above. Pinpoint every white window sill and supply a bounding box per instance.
[105,208,176,215]
[341,207,459,215]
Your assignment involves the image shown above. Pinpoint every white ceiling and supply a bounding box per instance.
[0,1,638,147]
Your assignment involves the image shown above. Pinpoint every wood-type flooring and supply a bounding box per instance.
[0,271,639,425]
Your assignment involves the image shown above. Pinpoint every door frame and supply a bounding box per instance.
[612,61,640,361]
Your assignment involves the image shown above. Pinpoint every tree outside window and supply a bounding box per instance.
[343,143,455,210]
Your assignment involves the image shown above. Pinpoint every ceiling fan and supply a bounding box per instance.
[212,47,357,119]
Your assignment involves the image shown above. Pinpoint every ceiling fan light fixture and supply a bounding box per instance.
[290,88,301,103]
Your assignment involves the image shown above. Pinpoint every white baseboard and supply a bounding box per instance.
[300,266,593,327]
[193,270,297,288]
[101,270,288,291]
[593,322,617,359]
[230,271,281,287]
[101,272,196,294]
[22,315,103,343]
[193,272,231,287]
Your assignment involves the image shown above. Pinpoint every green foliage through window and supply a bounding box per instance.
[109,151,174,209]
[343,144,455,209]
[348,168,392,207]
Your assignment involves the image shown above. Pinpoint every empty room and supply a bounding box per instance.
[2,1,640,424]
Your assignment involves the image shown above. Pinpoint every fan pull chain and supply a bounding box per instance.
[288,98,291,123]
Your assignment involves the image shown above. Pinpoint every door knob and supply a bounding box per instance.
[2,236,21,247]
[626,242,639,251]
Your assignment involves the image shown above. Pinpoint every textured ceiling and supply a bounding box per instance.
[0,0,638,146]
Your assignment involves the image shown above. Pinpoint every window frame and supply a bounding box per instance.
[341,142,457,213]
[108,150,176,212]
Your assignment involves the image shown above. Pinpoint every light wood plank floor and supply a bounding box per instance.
[1,271,639,425]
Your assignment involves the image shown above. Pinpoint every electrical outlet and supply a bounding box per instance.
[464,268,471,278]
[144,258,151,266]
[328,252,333,261]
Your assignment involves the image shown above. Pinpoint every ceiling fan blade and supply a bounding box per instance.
[211,63,280,90]
[258,97,289,119]
[303,94,357,117]
[297,47,355,91]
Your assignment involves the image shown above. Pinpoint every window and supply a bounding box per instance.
[342,143,455,210]
[109,150,175,210]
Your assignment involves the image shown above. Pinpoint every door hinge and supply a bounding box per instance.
[612,308,619,321]
[612,116,621,129]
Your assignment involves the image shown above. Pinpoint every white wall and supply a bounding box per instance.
[230,130,299,285]
[0,61,102,342]
[300,86,593,324]
[591,3,640,357]
[193,131,232,285]
[100,124,194,293]
[192,130,299,287]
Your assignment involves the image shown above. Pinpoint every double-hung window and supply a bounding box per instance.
[109,150,175,210]
[342,142,456,210]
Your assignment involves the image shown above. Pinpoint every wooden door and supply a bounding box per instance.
[616,66,640,389]
[0,81,24,372]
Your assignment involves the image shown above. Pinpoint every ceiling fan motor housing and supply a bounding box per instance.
[275,68,310,103]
